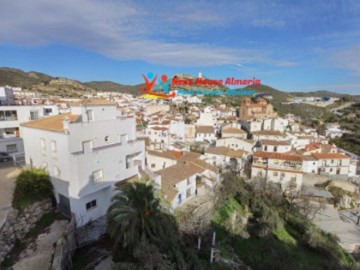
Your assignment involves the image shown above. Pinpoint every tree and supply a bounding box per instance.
[107,182,166,250]
[107,182,203,269]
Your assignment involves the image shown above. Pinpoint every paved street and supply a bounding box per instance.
[0,163,20,228]
[313,203,360,252]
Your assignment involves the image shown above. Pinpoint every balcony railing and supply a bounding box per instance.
[0,116,18,121]
[253,162,302,171]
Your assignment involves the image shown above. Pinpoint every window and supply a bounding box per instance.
[92,169,103,184]
[44,108,53,116]
[290,177,296,181]
[280,172,285,178]
[151,164,155,168]
[313,162,316,165]
[50,141,57,153]
[30,110,39,120]
[264,146,268,151]
[86,200,97,210]
[6,144,17,153]
[87,110,94,121]
[274,146,277,152]
[105,136,110,142]
[273,172,278,176]
[330,168,333,172]
[187,177,191,185]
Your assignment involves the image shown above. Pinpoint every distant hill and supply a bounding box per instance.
[244,84,293,102]
[290,90,359,98]
[0,67,143,97]
[85,81,144,95]
[1,67,357,101]
[0,67,52,88]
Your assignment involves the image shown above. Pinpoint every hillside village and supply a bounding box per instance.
[0,76,360,269]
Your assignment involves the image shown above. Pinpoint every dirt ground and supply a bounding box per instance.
[11,220,68,270]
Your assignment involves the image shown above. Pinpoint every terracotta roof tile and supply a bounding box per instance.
[196,125,214,134]
[312,153,349,160]
[253,151,303,162]
[222,128,246,134]
[252,130,285,136]
[20,113,81,133]
[262,140,291,146]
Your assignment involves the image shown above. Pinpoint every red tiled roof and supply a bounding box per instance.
[262,140,290,146]
[312,153,349,160]
[253,151,303,162]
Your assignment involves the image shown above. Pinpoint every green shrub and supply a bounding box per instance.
[13,168,53,209]
[16,168,53,197]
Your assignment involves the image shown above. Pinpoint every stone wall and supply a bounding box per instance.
[51,214,77,270]
[0,199,53,263]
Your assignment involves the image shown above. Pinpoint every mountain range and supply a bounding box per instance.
[0,67,358,100]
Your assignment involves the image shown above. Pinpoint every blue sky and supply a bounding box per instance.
[0,0,360,94]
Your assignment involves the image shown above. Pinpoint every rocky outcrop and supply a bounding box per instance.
[0,199,53,263]
[51,215,77,270]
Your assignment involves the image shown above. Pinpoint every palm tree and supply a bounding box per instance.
[107,182,166,249]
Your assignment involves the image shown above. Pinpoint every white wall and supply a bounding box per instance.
[216,137,254,152]
[146,154,176,171]
[21,105,145,227]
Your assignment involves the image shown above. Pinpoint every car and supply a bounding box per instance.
[0,152,12,162]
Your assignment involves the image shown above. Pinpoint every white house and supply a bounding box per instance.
[222,127,247,139]
[20,99,145,227]
[1,104,59,155]
[252,130,288,141]
[312,153,350,176]
[195,125,216,142]
[251,151,303,190]
[261,140,292,153]
[157,159,219,209]
[196,112,215,126]
[291,135,317,149]
[203,146,245,170]
[262,118,289,132]
[146,150,179,171]
[216,137,255,153]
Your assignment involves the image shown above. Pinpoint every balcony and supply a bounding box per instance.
[0,116,18,121]
[253,162,302,171]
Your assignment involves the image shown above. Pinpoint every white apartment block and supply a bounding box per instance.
[0,104,58,155]
[20,100,145,227]
[251,151,303,190]
[0,86,15,105]
[311,153,350,176]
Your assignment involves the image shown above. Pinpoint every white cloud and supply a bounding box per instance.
[0,0,304,67]
[332,44,360,76]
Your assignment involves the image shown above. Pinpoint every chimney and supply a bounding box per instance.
[62,116,70,133]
